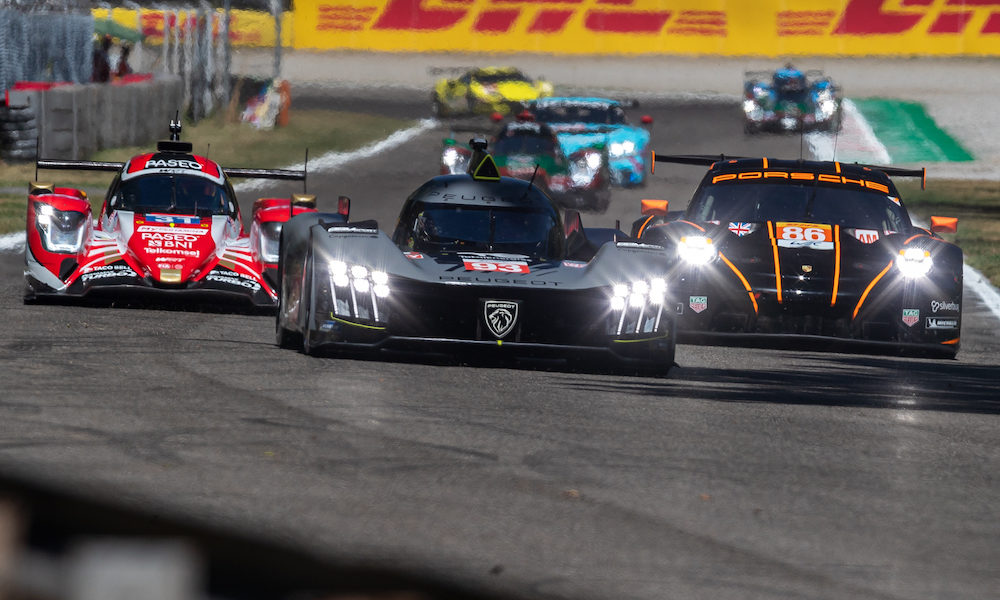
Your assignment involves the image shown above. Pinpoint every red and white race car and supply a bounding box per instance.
[24,120,343,309]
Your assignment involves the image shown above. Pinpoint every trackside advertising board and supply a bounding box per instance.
[291,0,1000,55]
[96,1,1000,55]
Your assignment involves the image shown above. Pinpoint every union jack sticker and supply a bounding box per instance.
[728,222,753,237]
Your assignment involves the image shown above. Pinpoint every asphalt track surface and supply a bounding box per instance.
[2,81,1000,599]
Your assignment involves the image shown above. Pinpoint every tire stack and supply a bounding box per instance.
[0,104,38,163]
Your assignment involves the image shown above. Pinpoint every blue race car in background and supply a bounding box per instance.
[743,64,842,134]
[529,97,652,187]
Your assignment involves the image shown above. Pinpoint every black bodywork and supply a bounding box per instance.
[633,155,963,357]
[276,167,676,374]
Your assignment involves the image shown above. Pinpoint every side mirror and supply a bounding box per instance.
[930,216,957,233]
[563,209,583,238]
[337,195,351,219]
[641,199,669,216]
[30,181,54,195]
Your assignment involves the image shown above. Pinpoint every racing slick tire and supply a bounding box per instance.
[299,236,319,356]
[275,227,303,349]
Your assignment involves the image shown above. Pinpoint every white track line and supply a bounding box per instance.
[233,118,437,193]
[0,119,439,254]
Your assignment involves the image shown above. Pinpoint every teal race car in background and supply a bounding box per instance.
[528,97,652,187]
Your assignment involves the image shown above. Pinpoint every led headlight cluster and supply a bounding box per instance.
[34,204,87,253]
[570,151,603,186]
[677,235,716,265]
[442,145,468,174]
[257,221,282,263]
[897,247,933,278]
[609,278,668,336]
[328,261,390,323]
[609,141,635,158]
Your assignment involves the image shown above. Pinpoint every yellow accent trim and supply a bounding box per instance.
[612,334,670,344]
[853,261,894,320]
[329,314,387,331]
[497,340,503,346]
[719,252,758,314]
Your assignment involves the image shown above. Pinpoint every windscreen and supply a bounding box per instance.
[475,71,529,85]
[689,181,911,233]
[494,133,556,156]
[405,202,562,259]
[113,175,232,216]
[533,104,625,125]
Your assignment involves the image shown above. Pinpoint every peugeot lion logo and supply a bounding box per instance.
[484,300,519,339]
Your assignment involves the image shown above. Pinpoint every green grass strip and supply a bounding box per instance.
[852,98,974,163]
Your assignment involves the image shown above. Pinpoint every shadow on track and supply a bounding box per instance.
[556,354,1000,415]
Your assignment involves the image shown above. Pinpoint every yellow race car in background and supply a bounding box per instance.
[431,66,554,117]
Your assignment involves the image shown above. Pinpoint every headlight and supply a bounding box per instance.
[609,141,635,157]
[570,152,602,186]
[328,261,391,323]
[677,236,716,265]
[34,203,87,253]
[897,247,933,278]
[442,146,468,173]
[258,221,282,263]
[609,278,669,335]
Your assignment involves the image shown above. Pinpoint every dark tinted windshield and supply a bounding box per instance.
[533,104,625,125]
[689,182,910,233]
[494,133,556,156]
[112,175,232,216]
[401,202,563,259]
[475,71,530,85]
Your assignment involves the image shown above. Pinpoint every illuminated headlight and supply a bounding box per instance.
[328,261,392,322]
[818,99,836,117]
[897,247,933,278]
[608,278,670,336]
[442,147,468,173]
[258,221,282,263]
[609,141,635,157]
[570,152,602,186]
[34,203,87,253]
[781,116,797,130]
[743,99,758,114]
[610,279,667,311]
[677,236,716,265]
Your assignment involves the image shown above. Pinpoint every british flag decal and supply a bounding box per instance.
[728,222,753,237]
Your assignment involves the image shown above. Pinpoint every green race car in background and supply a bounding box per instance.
[431,66,554,118]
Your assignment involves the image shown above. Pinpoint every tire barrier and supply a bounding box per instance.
[0,104,37,163]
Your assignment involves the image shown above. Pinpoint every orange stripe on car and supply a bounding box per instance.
[904,233,927,244]
[762,157,768,169]
[637,215,656,238]
[853,261,894,320]
[678,220,705,232]
[940,338,960,345]
[720,252,758,314]
[767,221,782,304]
[831,224,841,306]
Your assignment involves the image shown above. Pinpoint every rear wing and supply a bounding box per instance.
[649,152,927,189]
[36,158,306,182]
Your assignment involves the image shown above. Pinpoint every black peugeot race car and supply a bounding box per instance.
[275,140,677,374]
[632,154,963,357]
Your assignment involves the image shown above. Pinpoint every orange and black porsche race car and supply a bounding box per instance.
[632,154,963,357]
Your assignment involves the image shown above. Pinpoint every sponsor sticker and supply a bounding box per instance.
[853,229,879,244]
[404,252,424,260]
[775,222,833,250]
[136,225,208,236]
[689,295,708,314]
[145,158,202,170]
[902,308,920,327]
[925,317,959,330]
[728,222,753,237]
[562,260,588,268]
[930,300,960,313]
[483,300,519,339]
[463,256,530,274]
[145,214,201,225]
[327,225,378,234]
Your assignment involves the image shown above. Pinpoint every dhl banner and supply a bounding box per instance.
[291,0,1000,56]
[95,1,1000,56]
[92,8,294,48]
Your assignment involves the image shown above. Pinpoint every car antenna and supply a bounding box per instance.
[519,164,540,201]
[303,148,309,193]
